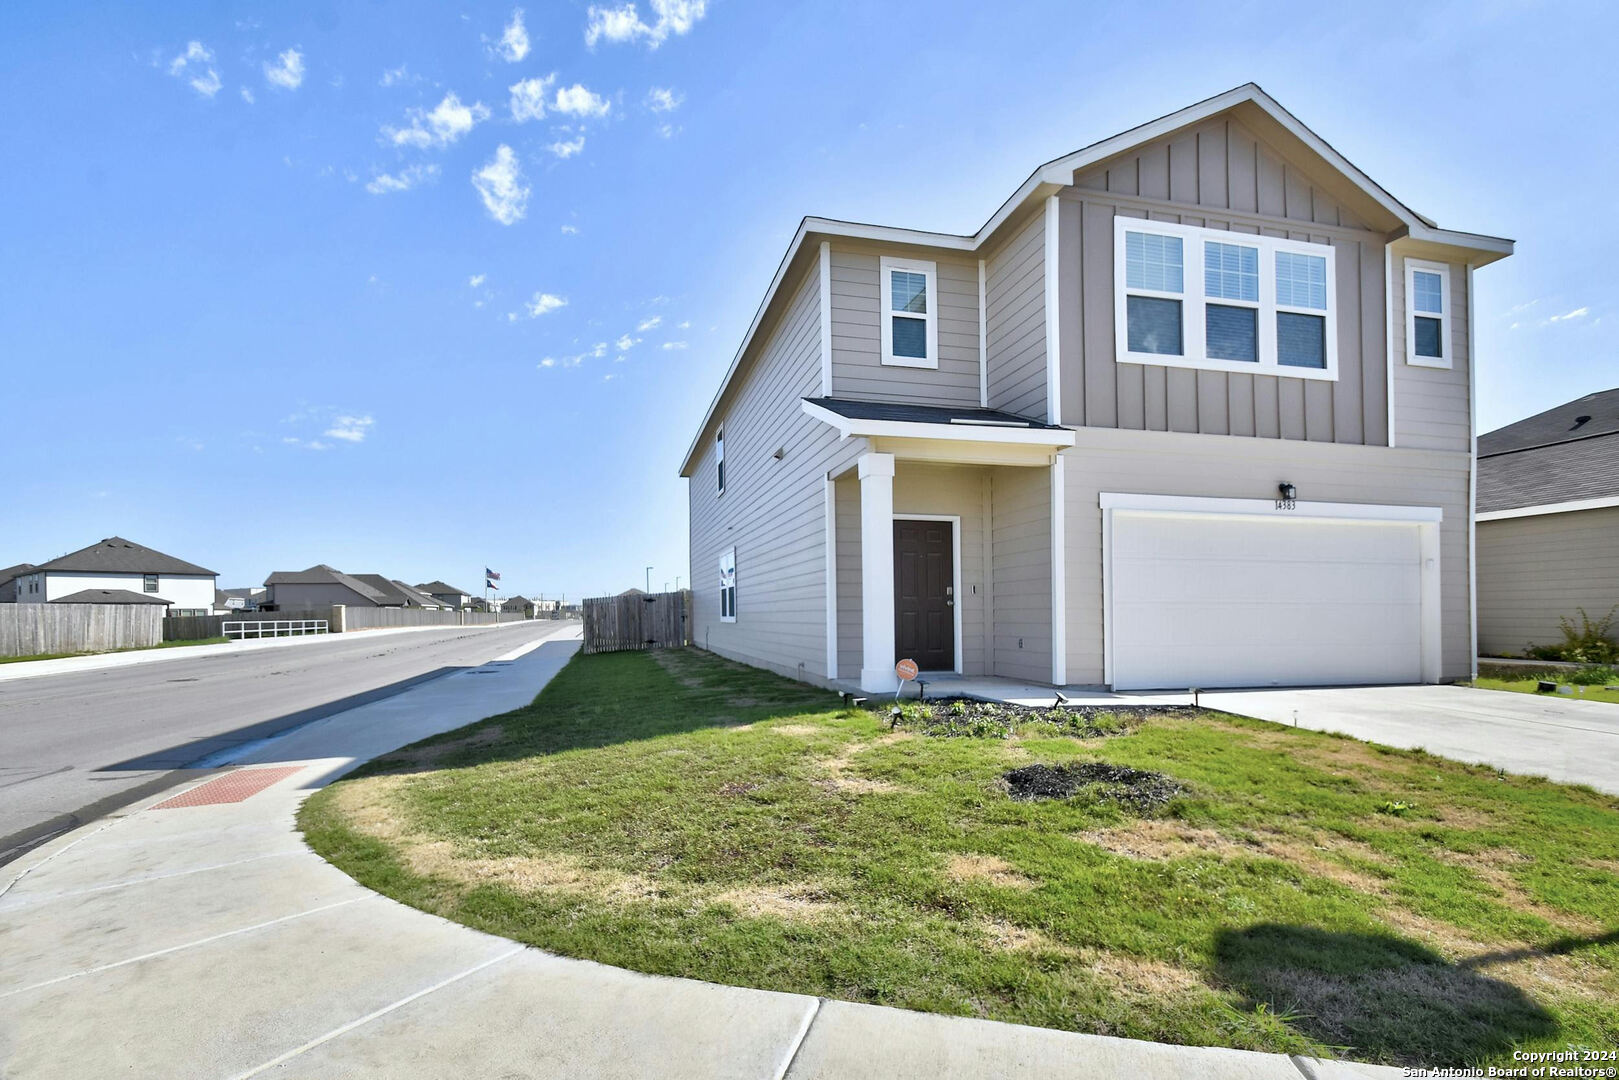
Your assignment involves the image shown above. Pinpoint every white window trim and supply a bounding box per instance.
[1112,216,1339,382]
[879,255,939,369]
[719,546,736,623]
[1404,257,1452,369]
[716,424,725,497]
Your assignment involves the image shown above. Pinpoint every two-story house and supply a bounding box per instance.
[680,85,1512,694]
[12,538,216,615]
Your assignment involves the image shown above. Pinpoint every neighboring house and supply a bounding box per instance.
[264,565,396,610]
[348,575,449,609]
[680,84,1511,693]
[1475,387,1619,656]
[387,580,450,609]
[214,586,266,613]
[415,582,473,609]
[0,563,36,603]
[51,589,172,607]
[13,538,216,616]
[501,595,532,615]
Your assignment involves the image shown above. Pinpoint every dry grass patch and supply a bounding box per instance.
[1085,949,1207,998]
[815,732,913,795]
[1431,849,1604,935]
[975,917,1076,955]
[711,882,842,921]
[948,854,1038,890]
[1079,819,1392,894]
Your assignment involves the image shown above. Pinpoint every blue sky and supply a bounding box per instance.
[2,1,1614,598]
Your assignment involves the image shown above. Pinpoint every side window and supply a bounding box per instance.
[879,256,938,368]
[716,426,725,495]
[718,547,736,622]
[143,574,159,593]
[1405,259,1451,368]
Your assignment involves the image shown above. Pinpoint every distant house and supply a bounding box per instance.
[348,575,450,609]
[214,586,266,614]
[415,581,474,610]
[1476,388,1619,655]
[386,580,451,609]
[264,565,397,610]
[51,589,172,607]
[500,595,534,615]
[13,538,215,616]
[0,563,36,603]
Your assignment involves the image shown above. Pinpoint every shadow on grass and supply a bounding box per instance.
[353,647,845,778]
[1213,923,1560,1067]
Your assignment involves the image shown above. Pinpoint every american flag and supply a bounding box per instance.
[485,568,501,582]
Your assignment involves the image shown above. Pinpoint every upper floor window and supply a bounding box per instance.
[718,547,737,622]
[716,426,726,495]
[879,256,938,369]
[1404,258,1451,369]
[143,574,159,593]
[1113,217,1338,381]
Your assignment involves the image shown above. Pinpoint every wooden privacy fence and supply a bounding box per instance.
[582,590,690,654]
[0,604,165,658]
[163,614,228,642]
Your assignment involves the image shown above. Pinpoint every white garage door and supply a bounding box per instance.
[1109,511,1425,690]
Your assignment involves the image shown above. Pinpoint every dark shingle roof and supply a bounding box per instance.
[416,581,472,597]
[389,580,445,607]
[1478,387,1619,456]
[348,574,414,607]
[804,397,1064,429]
[50,588,173,605]
[0,563,35,586]
[1477,434,1619,513]
[264,565,391,603]
[32,538,215,577]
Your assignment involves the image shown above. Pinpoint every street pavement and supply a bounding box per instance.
[0,620,563,864]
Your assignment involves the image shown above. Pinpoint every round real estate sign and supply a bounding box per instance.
[895,659,919,681]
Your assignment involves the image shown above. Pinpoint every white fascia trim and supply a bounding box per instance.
[1466,263,1478,680]
[801,400,1076,447]
[818,241,833,396]
[1050,455,1067,686]
[1043,195,1062,424]
[1477,495,1619,521]
[977,258,988,408]
[894,514,964,675]
[1099,491,1444,524]
[1385,244,1397,448]
[824,476,838,680]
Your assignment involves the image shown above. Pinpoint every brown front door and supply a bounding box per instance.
[894,519,954,671]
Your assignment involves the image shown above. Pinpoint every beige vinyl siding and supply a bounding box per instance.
[990,464,1052,681]
[1062,117,1390,446]
[828,243,981,407]
[1391,253,1472,452]
[688,267,844,681]
[1477,507,1619,656]
[984,211,1048,420]
[834,474,863,678]
[1059,427,1473,684]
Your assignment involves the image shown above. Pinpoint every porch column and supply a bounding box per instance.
[858,451,898,693]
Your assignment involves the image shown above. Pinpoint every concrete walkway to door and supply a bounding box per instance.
[1203,684,1619,796]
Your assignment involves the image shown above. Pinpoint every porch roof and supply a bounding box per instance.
[802,398,1075,452]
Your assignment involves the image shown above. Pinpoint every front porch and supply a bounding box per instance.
[831,671,1195,708]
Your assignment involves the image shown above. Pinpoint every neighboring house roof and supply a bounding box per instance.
[678,83,1514,478]
[501,595,531,610]
[416,581,472,597]
[218,587,264,600]
[51,588,172,605]
[0,563,35,586]
[803,397,1067,429]
[389,580,446,608]
[347,574,418,607]
[31,537,215,577]
[264,565,392,604]
[1477,388,1619,514]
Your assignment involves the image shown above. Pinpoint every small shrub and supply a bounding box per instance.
[1527,607,1619,665]
[1376,800,1413,816]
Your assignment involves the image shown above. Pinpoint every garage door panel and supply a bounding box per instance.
[1110,512,1425,690]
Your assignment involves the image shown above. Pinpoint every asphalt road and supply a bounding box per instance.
[0,621,571,864]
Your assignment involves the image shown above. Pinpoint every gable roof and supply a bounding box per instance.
[679,83,1514,477]
[348,574,416,607]
[1479,387,1619,457]
[389,580,445,607]
[0,563,35,586]
[416,581,472,597]
[264,564,391,603]
[1478,388,1619,513]
[32,537,215,577]
[51,588,172,605]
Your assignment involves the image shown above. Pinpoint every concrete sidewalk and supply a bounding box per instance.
[0,633,1398,1079]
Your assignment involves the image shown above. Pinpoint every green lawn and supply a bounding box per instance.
[0,635,230,664]
[1470,676,1619,706]
[300,648,1619,1069]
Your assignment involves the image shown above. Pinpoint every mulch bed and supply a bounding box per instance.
[1004,762,1182,812]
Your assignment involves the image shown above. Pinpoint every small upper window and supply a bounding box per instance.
[143,574,159,593]
[716,426,725,495]
[1404,259,1451,368]
[879,256,938,368]
[1124,231,1184,356]
[718,547,736,623]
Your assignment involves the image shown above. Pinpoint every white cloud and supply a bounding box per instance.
[386,92,490,149]
[677,319,690,329]
[264,48,305,90]
[469,273,486,288]
[169,41,221,97]
[240,87,255,104]
[547,135,586,159]
[553,83,611,118]
[585,0,706,48]
[509,74,556,122]
[1548,306,1590,323]
[497,9,530,61]
[324,415,374,443]
[656,122,680,139]
[637,315,662,331]
[380,64,410,87]
[539,342,607,368]
[365,163,440,194]
[472,145,529,225]
[560,224,579,235]
[525,292,568,317]
[660,340,688,350]
[646,86,682,112]
[615,334,639,352]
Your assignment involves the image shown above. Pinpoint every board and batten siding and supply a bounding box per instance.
[1390,252,1472,452]
[983,211,1048,420]
[1060,427,1473,685]
[989,464,1052,681]
[688,267,846,682]
[1476,508,1619,656]
[827,243,981,407]
[1060,116,1391,446]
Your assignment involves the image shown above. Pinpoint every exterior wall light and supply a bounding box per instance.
[1276,482,1297,509]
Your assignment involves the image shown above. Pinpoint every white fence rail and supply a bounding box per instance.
[223,619,329,640]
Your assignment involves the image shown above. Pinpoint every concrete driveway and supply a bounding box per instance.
[1203,684,1619,795]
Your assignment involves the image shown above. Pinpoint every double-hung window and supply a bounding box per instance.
[718,547,736,622]
[1404,258,1451,368]
[879,256,938,368]
[1114,217,1338,380]
[143,574,159,593]
[716,426,725,495]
